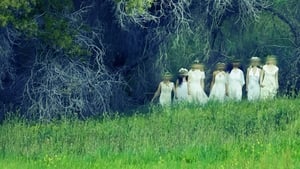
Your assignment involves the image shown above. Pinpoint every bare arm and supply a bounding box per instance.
[275,70,279,89]
[210,71,216,91]
[225,82,228,96]
[175,79,179,98]
[187,81,191,95]
[187,72,191,95]
[225,73,229,96]
[151,82,161,102]
[172,83,177,99]
[201,71,205,90]
[246,68,250,91]
[260,69,265,87]
[241,69,245,86]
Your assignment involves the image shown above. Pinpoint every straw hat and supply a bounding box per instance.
[250,56,260,61]
[266,55,277,64]
[178,68,188,76]
[162,71,173,78]
[216,62,225,69]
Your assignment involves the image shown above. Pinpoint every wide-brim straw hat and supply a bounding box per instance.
[216,62,225,69]
[250,56,260,61]
[266,55,277,64]
[178,68,188,76]
[162,71,173,78]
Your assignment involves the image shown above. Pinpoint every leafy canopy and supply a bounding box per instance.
[0,0,88,57]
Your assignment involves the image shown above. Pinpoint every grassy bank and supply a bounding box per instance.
[1,98,300,168]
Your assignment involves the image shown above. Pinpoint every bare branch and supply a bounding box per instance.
[22,50,124,121]
[21,4,127,121]
[0,28,17,89]
[114,0,192,30]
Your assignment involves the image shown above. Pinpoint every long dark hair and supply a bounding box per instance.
[177,75,188,86]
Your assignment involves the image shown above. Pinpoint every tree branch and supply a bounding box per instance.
[264,7,300,46]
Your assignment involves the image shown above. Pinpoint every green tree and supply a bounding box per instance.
[0,0,88,57]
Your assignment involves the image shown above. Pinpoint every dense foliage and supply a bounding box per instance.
[0,0,299,120]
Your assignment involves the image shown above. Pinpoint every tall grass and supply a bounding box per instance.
[0,98,300,168]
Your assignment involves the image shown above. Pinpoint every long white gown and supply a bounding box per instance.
[228,68,245,101]
[188,69,208,104]
[260,65,279,99]
[159,82,174,105]
[209,71,227,102]
[176,79,188,102]
[247,67,261,101]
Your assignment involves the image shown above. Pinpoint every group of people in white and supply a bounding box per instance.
[151,55,279,106]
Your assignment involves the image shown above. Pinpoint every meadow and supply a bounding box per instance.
[0,98,300,169]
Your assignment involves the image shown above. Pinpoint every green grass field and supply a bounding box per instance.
[1,98,300,169]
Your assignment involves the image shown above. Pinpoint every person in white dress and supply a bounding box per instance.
[246,57,262,101]
[151,72,175,105]
[188,60,208,104]
[209,62,227,102]
[228,60,245,101]
[175,68,189,102]
[260,55,279,99]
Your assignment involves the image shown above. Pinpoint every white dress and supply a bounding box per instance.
[228,68,245,101]
[260,65,279,99]
[176,79,188,102]
[247,67,261,101]
[159,82,174,105]
[209,71,227,102]
[188,69,208,104]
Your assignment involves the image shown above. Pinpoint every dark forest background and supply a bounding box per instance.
[0,0,299,122]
